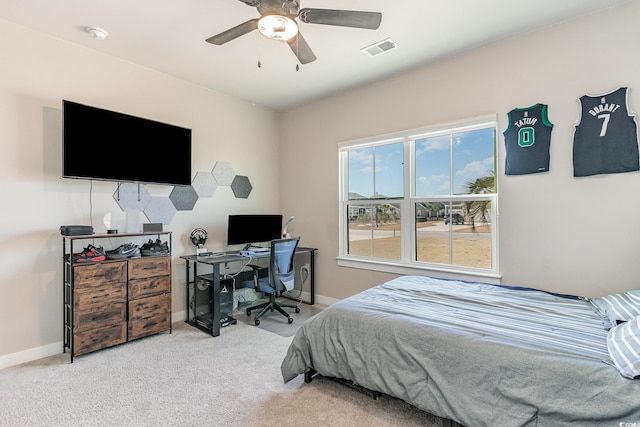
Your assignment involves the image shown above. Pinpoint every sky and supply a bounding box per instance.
[348,127,495,198]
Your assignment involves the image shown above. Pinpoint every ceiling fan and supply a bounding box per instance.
[206,0,382,65]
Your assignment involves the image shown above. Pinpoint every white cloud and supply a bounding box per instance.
[416,173,451,195]
[350,149,372,164]
[456,157,493,177]
[416,137,449,156]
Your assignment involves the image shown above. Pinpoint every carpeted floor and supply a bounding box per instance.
[234,299,324,337]
[0,306,453,427]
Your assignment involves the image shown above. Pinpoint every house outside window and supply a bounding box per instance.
[338,115,498,277]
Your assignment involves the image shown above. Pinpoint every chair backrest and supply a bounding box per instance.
[269,237,300,292]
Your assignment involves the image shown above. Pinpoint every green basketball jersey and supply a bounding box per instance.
[503,104,553,175]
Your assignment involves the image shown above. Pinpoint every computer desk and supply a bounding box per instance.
[180,247,317,337]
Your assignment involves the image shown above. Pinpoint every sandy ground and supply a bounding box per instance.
[348,221,492,268]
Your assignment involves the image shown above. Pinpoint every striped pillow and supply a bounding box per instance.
[607,316,640,379]
[590,290,640,327]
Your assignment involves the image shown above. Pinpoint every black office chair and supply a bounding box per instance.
[244,237,301,325]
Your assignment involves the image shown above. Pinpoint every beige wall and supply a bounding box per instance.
[280,1,640,300]
[0,19,280,366]
[3,1,640,367]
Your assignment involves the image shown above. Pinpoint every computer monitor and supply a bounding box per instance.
[227,214,283,248]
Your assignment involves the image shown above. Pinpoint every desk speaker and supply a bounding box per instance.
[143,223,163,232]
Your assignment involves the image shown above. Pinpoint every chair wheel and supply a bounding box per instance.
[287,317,294,324]
[295,307,301,313]
[255,319,260,326]
[246,309,251,316]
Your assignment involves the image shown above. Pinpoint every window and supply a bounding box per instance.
[338,115,498,277]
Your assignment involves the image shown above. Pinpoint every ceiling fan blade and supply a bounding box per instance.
[298,8,382,30]
[206,19,259,45]
[287,32,317,64]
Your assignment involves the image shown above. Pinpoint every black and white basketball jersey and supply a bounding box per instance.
[573,87,639,177]
[503,104,553,175]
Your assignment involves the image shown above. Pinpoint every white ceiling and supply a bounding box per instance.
[0,0,632,110]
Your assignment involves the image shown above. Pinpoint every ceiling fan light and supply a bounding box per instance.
[258,15,298,41]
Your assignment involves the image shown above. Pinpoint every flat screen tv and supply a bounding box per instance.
[227,214,283,248]
[63,100,192,185]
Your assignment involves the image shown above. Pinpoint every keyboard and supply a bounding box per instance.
[239,249,270,257]
[197,251,228,258]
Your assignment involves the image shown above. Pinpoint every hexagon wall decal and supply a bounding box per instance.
[231,175,252,199]
[113,183,152,212]
[212,161,235,186]
[192,172,218,197]
[110,160,252,225]
[169,185,199,211]
[144,197,177,225]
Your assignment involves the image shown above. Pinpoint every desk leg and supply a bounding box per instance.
[281,249,316,306]
[211,264,221,337]
[184,260,191,324]
[308,251,315,305]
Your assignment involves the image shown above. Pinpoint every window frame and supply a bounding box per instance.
[337,114,500,280]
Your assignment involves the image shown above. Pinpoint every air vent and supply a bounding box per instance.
[361,38,397,57]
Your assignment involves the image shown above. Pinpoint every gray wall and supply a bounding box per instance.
[279,1,640,300]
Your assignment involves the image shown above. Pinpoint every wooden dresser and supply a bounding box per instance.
[63,232,172,362]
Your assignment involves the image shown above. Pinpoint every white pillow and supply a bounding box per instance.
[591,290,640,327]
[607,315,640,379]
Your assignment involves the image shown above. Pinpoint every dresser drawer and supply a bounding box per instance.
[74,281,126,311]
[74,323,127,356]
[129,275,171,300]
[73,303,126,333]
[128,256,170,280]
[128,313,171,341]
[73,261,126,289]
[129,293,171,321]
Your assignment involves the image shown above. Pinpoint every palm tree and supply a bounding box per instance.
[462,172,494,231]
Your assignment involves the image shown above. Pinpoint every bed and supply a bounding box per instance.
[281,276,640,426]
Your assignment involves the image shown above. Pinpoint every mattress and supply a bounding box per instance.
[281,276,640,426]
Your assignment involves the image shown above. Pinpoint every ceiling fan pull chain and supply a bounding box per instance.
[257,32,262,69]
[296,36,300,72]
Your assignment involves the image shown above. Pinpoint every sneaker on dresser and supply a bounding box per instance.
[140,239,169,256]
[73,244,106,263]
[106,243,141,260]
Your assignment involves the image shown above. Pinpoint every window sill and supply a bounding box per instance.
[336,256,501,284]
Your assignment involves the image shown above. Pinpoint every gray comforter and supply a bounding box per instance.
[281,276,640,426]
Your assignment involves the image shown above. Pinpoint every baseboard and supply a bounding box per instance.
[312,294,339,307]
[280,291,338,307]
[0,341,63,370]
[173,310,186,323]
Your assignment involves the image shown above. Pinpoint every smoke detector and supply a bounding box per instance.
[87,26,108,40]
